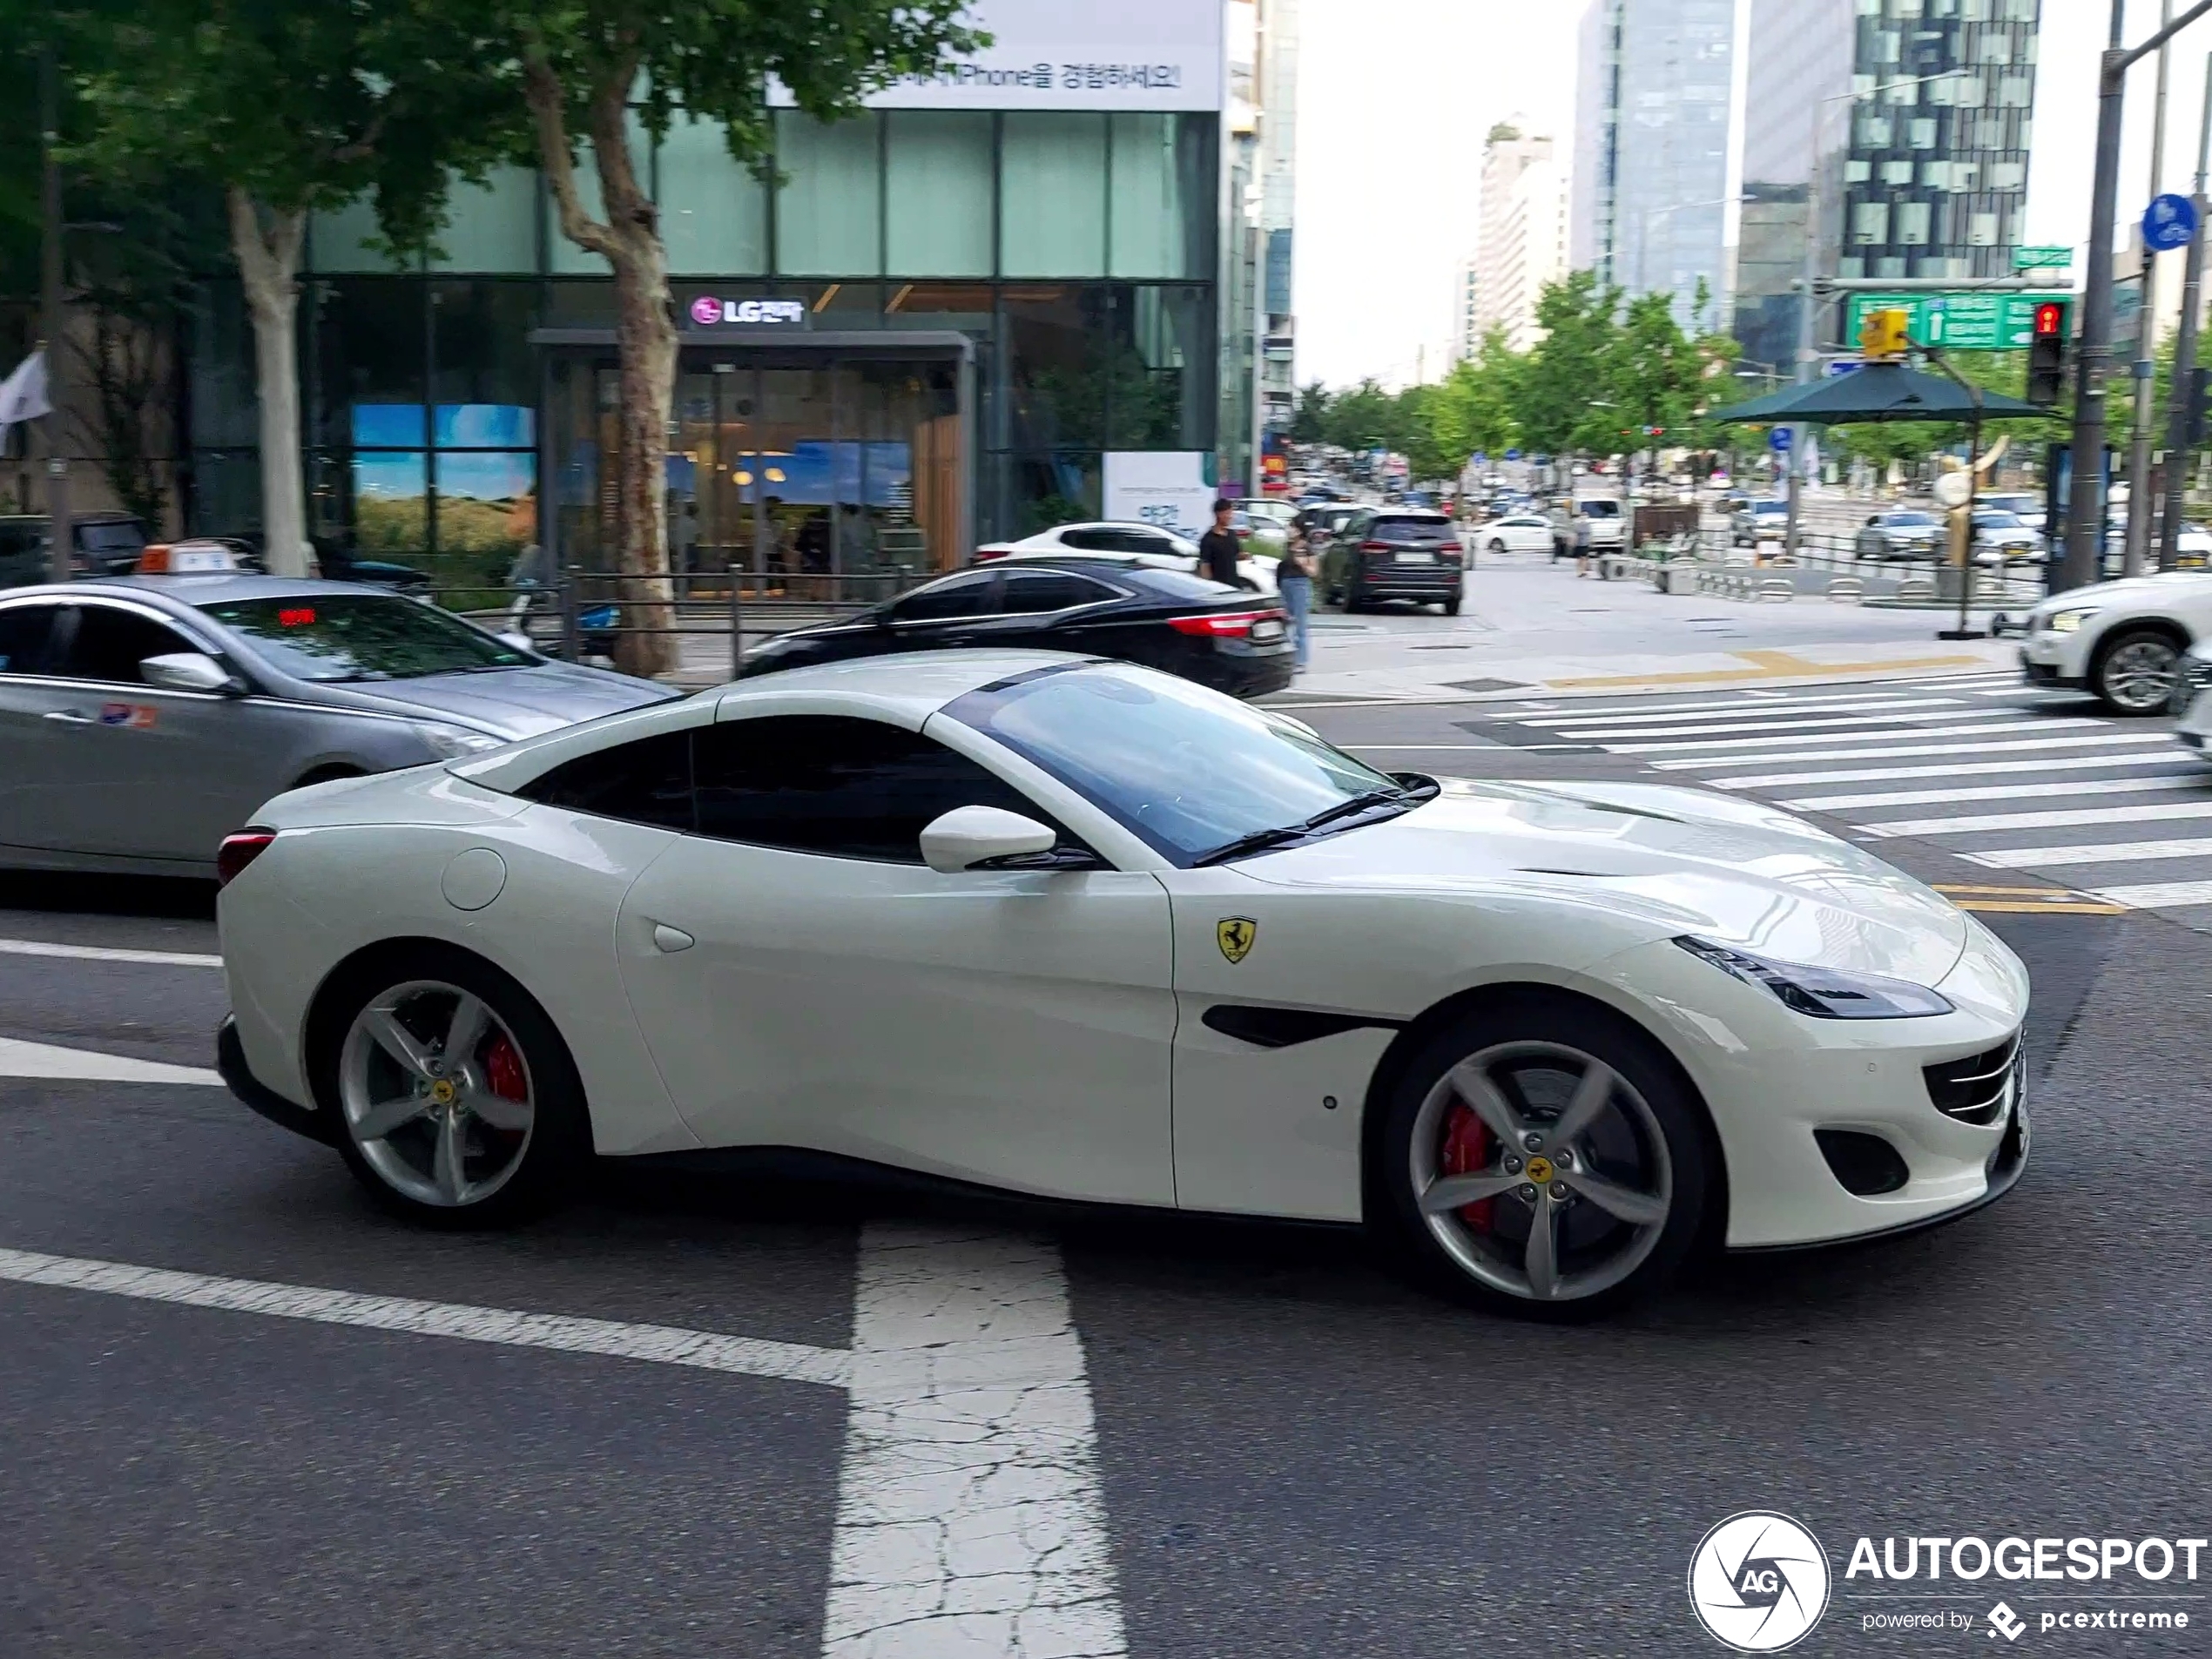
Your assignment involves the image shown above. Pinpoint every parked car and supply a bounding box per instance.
[740,557,1292,699]
[1474,512,1554,556]
[1977,491,2046,533]
[1853,510,1945,561]
[1293,502,1365,561]
[1320,509,1465,614]
[1730,499,1791,547]
[2018,571,2212,714]
[1575,497,1627,554]
[1230,509,1288,559]
[0,513,152,588]
[974,522,1277,592]
[1969,510,2045,566]
[0,575,675,876]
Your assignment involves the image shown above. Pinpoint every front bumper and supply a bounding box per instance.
[2020,630,2093,685]
[1595,926,2030,1251]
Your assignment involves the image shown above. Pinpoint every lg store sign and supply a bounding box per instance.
[687,297,808,328]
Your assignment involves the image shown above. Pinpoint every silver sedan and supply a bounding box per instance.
[0,575,678,876]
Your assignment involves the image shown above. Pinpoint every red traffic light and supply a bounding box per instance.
[2033,300,2067,338]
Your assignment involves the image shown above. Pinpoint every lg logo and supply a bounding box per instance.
[1689,1513,1832,1652]
[686,296,806,327]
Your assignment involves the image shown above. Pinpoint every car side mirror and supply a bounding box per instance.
[140,651,239,694]
[919,805,1058,873]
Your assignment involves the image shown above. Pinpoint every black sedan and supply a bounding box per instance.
[738,558,1296,698]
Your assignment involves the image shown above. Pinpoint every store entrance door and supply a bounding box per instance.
[541,332,970,601]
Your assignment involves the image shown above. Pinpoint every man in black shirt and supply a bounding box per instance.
[1198,499,1244,587]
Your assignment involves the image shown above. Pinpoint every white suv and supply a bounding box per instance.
[2018,572,2212,714]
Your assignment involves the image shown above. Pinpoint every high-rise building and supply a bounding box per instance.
[1258,0,1300,454]
[1571,0,1738,316]
[1224,0,1300,494]
[1732,0,2044,373]
[1732,0,1856,377]
[1450,256,1481,364]
[1838,0,2040,282]
[1474,126,1568,353]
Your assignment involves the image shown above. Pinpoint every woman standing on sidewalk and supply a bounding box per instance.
[1277,521,1315,673]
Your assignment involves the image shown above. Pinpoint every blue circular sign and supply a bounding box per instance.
[2145,192,2199,253]
[1505,448,1522,460]
[1768,427,1793,453]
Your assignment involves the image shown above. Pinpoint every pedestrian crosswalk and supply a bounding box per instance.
[1489,670,2212,920]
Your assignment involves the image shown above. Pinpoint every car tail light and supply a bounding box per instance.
[216,829,277,887]
[1167,609,1283,637]
[972,548,1008,563]
[1361,540,1391,553]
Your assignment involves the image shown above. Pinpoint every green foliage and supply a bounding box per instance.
[1291,381,1332,444]
[1518,271,1622,455]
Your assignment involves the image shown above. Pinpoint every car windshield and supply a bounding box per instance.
[1974,512,2023,529]
[198,593,535,681]
[1581,501,1622,517]
[1750,502,1788,516]
[79,522,147,552]
[945,663,1420,866]
[1884,512,1938,527]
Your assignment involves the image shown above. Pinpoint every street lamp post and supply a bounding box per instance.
[2158,52,2212,572]
[2062,0,2212,594]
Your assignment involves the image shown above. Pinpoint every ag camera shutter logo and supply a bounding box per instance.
[1688,1512,1831,1651]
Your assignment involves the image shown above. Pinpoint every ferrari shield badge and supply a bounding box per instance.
[1216,917,1258,964]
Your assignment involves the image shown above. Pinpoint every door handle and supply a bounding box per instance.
[43,709,94,725]
[651,923,696,954]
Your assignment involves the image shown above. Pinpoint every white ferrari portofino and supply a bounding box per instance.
[217,652,2028,1315]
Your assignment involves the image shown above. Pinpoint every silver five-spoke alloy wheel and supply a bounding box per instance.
[1407,1040,1673,1303]
[338,980,536,1208]
[2100,635,2180,714]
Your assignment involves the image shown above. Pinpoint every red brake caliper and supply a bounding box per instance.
[1440,1102,1494,1232]
[482,1032,528,1107]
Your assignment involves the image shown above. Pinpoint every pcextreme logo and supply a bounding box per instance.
[1688,1512,1832,1652]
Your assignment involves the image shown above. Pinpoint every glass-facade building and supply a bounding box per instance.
[185,100,1224,585]
[1837,0,2040,281]
[1571,0,1738,320]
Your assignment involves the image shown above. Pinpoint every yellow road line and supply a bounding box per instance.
[1950,900,2128,915]
[1548,649,1988,691]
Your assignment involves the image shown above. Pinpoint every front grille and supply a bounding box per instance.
[1923,1034,2021,1126]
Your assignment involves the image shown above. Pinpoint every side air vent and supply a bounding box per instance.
[1814,1130,1910,1197]
[1922,1035,2022,1127]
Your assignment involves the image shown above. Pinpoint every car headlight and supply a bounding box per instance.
[412,721,506,758]
[2046,607,2100,634]
[1674,936,1952,1020]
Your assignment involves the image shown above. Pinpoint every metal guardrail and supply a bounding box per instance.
[427,564,940,682]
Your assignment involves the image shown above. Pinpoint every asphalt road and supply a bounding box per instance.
[3,684,2208,1658]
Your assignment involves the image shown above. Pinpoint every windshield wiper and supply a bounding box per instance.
[1192,787,1419,867]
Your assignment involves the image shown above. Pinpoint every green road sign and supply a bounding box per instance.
[1843,291,2058,352]
[2013,245,2073,271]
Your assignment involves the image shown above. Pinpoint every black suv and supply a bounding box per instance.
[1321,509,1465,614]
[0,513,151,588]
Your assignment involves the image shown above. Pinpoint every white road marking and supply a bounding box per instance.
[1529,694,1947,727]
[826,1223,1124,1659]
[1,1225,1130,1655]
[1779,776,2208,812]
[0,936,222,969]
[1966,834,2212,869]
[1658,732,2172,772]
[1612,714,2095,754]
[1710,752,2200,789]
[0,1245,853,1386]
[2084,879,2212,908]
[1561,705,2020,740]
[0,1037,222,1086]
[1858,799,2212,837]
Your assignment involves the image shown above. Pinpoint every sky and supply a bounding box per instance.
[1294,0,2212,390]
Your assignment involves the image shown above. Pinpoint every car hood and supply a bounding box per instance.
[2028,570,2212,617]
[1237,776,1968,984]
[311,661,678,737]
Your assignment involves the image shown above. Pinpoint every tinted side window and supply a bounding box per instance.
[892,571,999,622]
[0,604,58,674]
[519,730,694,830]
[1002,570,1117,613]
[1372,516,1453,542]
[1056,528,1118,551]
[56,606,195,685]
[693,715,1049,863]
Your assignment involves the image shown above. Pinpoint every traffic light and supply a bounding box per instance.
[2027,299,2069,407]
[1858,307,1912,361]
[2186,365,2212,448]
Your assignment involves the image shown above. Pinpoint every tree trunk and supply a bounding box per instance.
[227,191,307,577]
[525,51,678,679]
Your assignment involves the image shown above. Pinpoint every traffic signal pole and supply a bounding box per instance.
[2158,51,2212,573]
[2124,0,2174,582]
[2066,0,2212,594]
